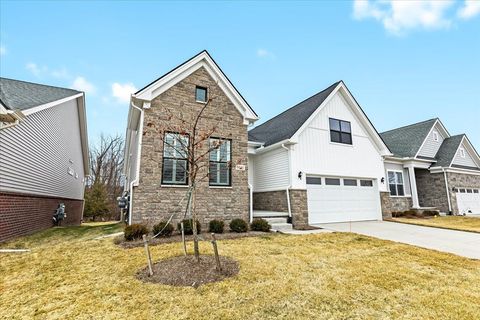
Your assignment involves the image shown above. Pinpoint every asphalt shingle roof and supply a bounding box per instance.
[434,134,465,167]
[380,118,437,158]
[0,77,80,111]
[248,81,340,146]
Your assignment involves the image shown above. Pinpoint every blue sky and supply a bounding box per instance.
[1,1,479,147]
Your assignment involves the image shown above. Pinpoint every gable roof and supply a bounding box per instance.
[248,81,340,146]
[132,50,258,123]
[0,77,81,111]
[435,134,465,167]
[380,118,438,158]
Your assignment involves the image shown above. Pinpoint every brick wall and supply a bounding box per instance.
[253,191,289,212]
[380,191,413,218]
[446,172,480,215]
[0,192,83,242]
[132,67,249,229]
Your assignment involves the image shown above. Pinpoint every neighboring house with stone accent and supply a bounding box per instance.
[0,78,89,242]
[123,51,258,228]
[381,118,480,216]
[248,81,392,227]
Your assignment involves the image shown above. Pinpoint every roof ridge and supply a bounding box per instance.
[0,77,81,94]
[250,81,341,132]
[381,118,438,135]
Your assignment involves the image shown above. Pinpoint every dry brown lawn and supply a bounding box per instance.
[391,216,480,233]
[1,222,479,319]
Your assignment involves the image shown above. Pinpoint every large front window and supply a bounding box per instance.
[162,132,189,185]
[329,118,352,145]
[388,171,404,196]
[209,138,231,186]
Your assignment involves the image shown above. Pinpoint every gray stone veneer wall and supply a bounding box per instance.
[380,191,412,218]
[132,67,249,229]
[252,191,289,212]
[415,169,449,213]
[289,190,308,229]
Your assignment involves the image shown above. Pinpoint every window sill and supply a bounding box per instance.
[161,184,189,188]
[196,100,207,104]
[389,195,411,198]
[209,186,233,189]
[329,141,353,147]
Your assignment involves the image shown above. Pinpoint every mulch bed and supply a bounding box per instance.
[136,255,239,288]
[116,231,271,249]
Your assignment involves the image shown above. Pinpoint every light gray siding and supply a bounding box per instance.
[0,98,85,199]
[252,147,290,191]
[418,126,445,158]
[452,143,478,168]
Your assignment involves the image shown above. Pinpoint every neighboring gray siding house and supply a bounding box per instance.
[0,78,89,242]
[380,118,480,216]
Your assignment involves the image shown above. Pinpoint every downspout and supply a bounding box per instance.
[281,143,292,218]
[443,168,452,214]
[128,102,144,225]
[248,183,253,222]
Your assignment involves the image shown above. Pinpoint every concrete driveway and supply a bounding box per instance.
[314,220,480,260]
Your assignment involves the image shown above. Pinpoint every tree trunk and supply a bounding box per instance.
[191,189,200,263]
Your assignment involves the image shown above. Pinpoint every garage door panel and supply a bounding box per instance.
[307,176,380,224]
[456,189,480,215]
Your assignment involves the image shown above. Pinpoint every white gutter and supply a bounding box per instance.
[127,101,144,225]
[443,168,452,214]
[248,183,254,222]
[254,139,294,154]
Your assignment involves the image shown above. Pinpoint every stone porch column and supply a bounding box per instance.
[406,165,420,209]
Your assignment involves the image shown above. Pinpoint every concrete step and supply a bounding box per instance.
[253,210,289,218]
[270,222,293,231]
[264,217,288,224]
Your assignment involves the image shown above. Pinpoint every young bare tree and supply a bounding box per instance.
[159,87,230,262]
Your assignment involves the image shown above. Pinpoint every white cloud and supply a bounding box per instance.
[257,48,275,59]
[0,45,6,55]
[50,67,69,79]
[458,0,480,19]
[25,62,48,77]
[111,82,137,104]
[353,0,455,35]
[71,76,96,94]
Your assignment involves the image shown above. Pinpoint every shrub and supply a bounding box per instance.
[177,219,201,235]
[208,220,225,233]
[124,224,149,241]
[391,211,401,218]
[229,218,248,233]
[422,210,438,217]
[250,218,271,232]
[152,221,174,237]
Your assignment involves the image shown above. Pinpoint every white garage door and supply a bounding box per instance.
[306,176,381,224]
[456,188,480,215]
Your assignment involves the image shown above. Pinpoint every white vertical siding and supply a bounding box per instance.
[452,143,478,168]
[384,162,412,195]
[290,91,387,191]
[0,99,85,199]
[252,147,290,191]
[418,124,445,158]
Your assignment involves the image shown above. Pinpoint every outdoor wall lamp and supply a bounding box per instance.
[298,171,303,179]
[381,177,385,184]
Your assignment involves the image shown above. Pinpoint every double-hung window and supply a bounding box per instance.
[329,118,352,145]
[209,138,231,186]
[388,171,405,196]
[162,132,189,185]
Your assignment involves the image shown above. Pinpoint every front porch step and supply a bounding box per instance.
[269,222,293,232]
[253,210,289,218]
[263,217,288,224]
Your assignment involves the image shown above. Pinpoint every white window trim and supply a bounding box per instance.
[387,170,405,197]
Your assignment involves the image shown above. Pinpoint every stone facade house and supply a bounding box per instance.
[0,78,89,242]
[380,118,480,216]
[123,51,258,228]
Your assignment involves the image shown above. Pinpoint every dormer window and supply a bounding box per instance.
[195,86,207,103]
[433,131,439,142]
[460,147,466,158]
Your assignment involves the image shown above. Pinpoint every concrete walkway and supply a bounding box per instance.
[313,220,480,260]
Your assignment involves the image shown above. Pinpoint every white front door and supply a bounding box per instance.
[306,176,381,224]
[456,188,480,215]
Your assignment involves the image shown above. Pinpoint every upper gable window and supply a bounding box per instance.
[459,147,466,158]
[195,86,207,103]
[433,131,439,142]
[329,118,352,145]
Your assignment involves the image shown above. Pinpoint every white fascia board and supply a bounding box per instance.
[430,166,480,175]
[22,93,83,116]
[133,52,258,123]
[252,139,295,155]
[77,94,90,175]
